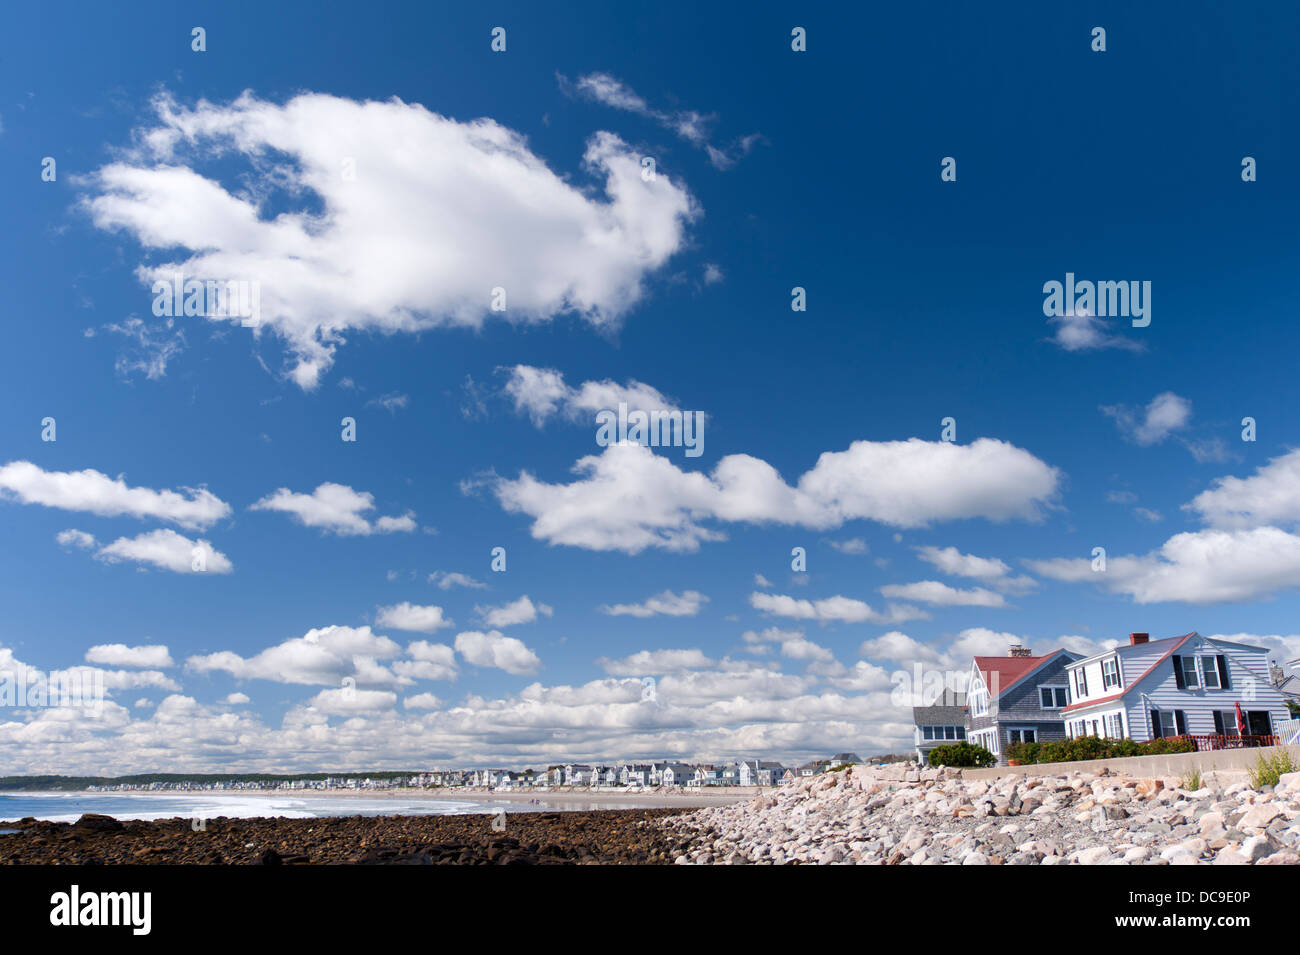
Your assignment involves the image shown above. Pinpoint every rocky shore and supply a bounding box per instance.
[661,763,1300,865]
[0,809,692,865]
[8,763,1300,865]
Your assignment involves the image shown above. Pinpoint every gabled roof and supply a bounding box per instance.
[973,649,1073,698]
[1273,674,1300,698]
[1061,633,1195,713]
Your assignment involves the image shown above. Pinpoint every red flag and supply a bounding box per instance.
[1235,702,1247,735]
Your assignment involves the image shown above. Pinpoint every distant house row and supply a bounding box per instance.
[427,754,867,790]
[914,632,1299,765]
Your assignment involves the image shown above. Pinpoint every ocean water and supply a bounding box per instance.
[0,791,653,823]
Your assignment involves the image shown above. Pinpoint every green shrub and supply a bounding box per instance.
[1012,735,1194,765]
[928,742,995,768]
[1142,736,1196,755]
[1249,751,1297,789]
[1005,741,1040,764]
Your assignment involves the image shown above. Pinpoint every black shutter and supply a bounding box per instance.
[1217,655,1230,689]
[1151,710,1162,738]
[1213,711,1224,734]
[1175,711,1187,736]
[1172,656,1185,689]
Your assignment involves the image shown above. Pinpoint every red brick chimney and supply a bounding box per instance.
[1129,632,1149,645]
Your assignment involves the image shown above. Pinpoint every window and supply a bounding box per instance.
[1104,712,1124,738]
[923,725,965,741]
[1074,668,1088,697]
[1008,727,1037,744]
[1101,658,1121,690]
[1152,710,1187,738]
[1201,657,1221,689]
[1213,711,1240,736]
[1040,686,1068,709]
[1181,656,1200,688]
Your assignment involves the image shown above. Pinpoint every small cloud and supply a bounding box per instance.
[475,595,552,628]
[1102,392,1191,446]
[102,316,186,381]
[251,483,415,536]
[95,529,232,575]
[85,643,174,668]
[365,392,409,414]
[428,570,487,591]
[56,529,97,550]
[1049,309,1144,353]
[826,537,868,555]
[403,692,443,710]
[559,71,761,171]
[599,589,707,618]
[454,630,541,675]
[375,602,452,634]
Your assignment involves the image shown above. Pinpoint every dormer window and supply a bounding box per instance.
[1173,653,1230,690]
[1101,657,1121,690]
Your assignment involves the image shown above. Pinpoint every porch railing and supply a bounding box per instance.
[1276,718,1300,745]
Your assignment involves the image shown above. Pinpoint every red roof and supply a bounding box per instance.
[1060,633,1195,713]
[974,649,1068,697]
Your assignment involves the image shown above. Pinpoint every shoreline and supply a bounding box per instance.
[0,786,762,821]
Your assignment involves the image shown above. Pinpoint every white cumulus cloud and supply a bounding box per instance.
[84,92,697,388]
[599,589,708,618]
[454,630,541,675]
[251,483,415,536]
[85,644,174,668]
[375,602,452,633]
[488,438,1059,554]
[0,461,229,530]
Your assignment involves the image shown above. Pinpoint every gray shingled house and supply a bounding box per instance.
[966,645,1080,764]
[912,687,968,764]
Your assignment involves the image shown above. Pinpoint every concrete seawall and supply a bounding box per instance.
[961,744,1300,780]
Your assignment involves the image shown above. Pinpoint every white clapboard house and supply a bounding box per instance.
[1060,632,1291,744]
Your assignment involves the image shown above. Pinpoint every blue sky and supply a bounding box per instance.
[0,1,1297,773]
